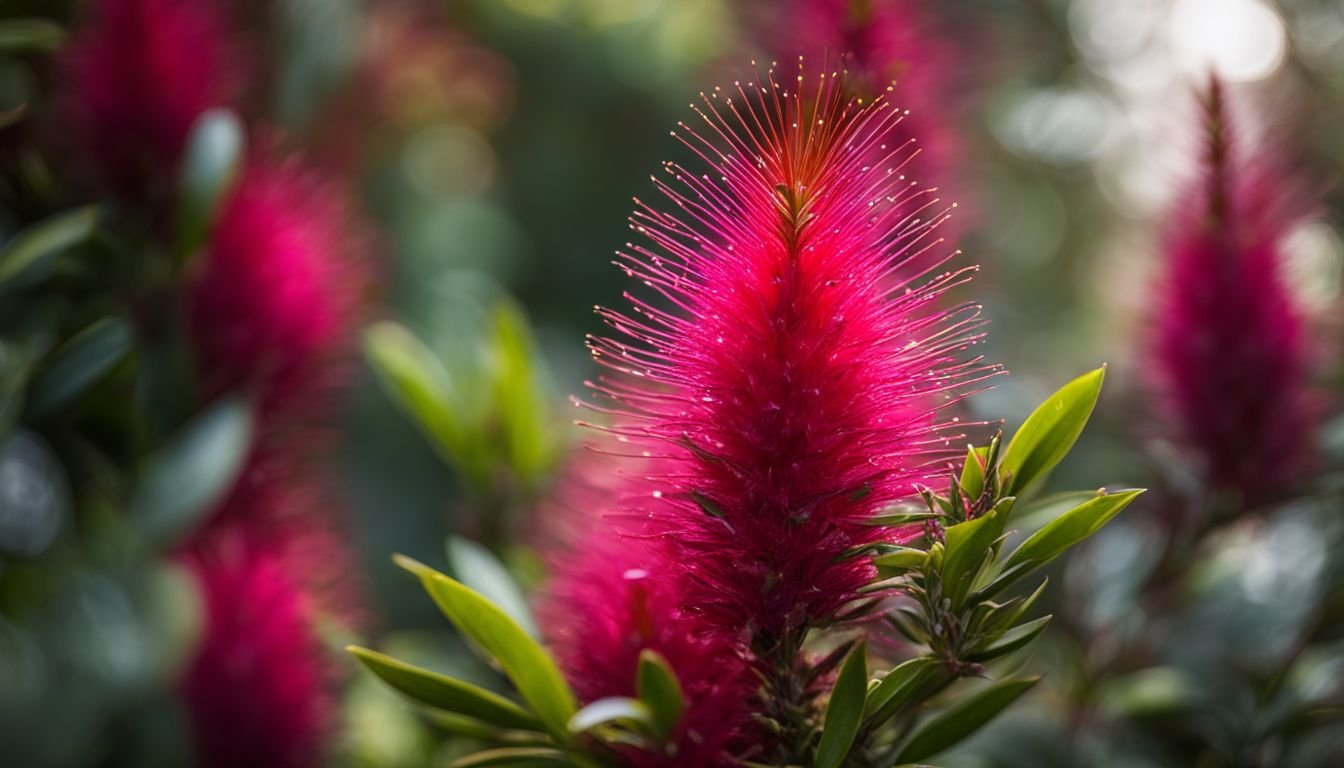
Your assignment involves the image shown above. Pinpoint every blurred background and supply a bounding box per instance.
[1,0,1342,766]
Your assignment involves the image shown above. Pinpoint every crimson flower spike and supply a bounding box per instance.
[580,61,995,648]
[1150,75,1314,506]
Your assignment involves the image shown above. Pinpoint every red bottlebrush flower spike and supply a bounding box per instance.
[63,0,241,202]
[583,65,989,643]
[189,151,370,421]
[539,509,758,767]
[180,539,333,768]
[1150,76,1313,503]
[764,0,966,234]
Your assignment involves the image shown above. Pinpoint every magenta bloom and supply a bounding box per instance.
[180,540,332,768]
[189,153,369,420]
[63,0,240,201]
[764,0,965,233]
[585,66,987,643]
[1150,77,1312,503]
[540,517,758,767]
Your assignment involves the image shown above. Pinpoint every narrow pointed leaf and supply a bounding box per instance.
[637,649,684,739]
[895,677,1040,763]
[177,110,243,255]
[966,615,1053,662]
[396,555,578,740]
[447,536,538,637]
[1002,489,1144,577]
[941,501,1010,608]
[872,547,927,576]
[864,657,943,725]
[815,641,867,768]
[364,322,465,466]
[0,206,100,289]
[349,646,543,731]
[960,445,990,500]
[449,747,573,767]
[1000,367,1105,496]
[28,316,132,418]
[130,397,253,546]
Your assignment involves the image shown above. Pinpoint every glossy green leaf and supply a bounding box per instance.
[130,397,253,546]
[28,316,132,419]
[447,536,539,638]
[814,641,867,768]
[864,657,943,725]
[0,19,65,52]
[449,747,573,767]
[941,500,1010,608]
[1000,367,1105,496]
[0,206,99,289]
[349,646,543,731]
[396,555,578,740]
[872,547,928,577]
[177,110,243,256]
[966,615,1052,662]
[637,650,684,740]
[959,445,990,500]
[895,677,1040,763]
[1002,489,1144,577]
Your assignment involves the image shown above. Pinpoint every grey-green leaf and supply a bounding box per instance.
[814,641,867,768]
[28,316,131,419]
[637,649,684,740]
[0,206,100,289]
[177,110,244,256]
[447,536,539,638]
[130,397,253,546]
[349,646,543,732]
[895,677,1040,763]
[1000,367,1105,497]
[396,555,578,740]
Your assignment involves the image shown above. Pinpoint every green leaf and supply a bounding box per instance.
[364,322,468,469]
[449,747,573,767]
[960,446,990,500]
[396,555,578,740]
[872,547,928,577]
[814,641,868,768]
[488,301,555,485]
[28,316,132,419]
[0,19,65,52]
[941,500,1010,608]
[1002,489,1144,577]
[895,677,1040,763]
[0,206,100,289]
[0,338,38,439]
[130,397,253,546]
[965,615,1052,662]
[637,650,684,740]
[1000,366,1105,497]
[864,657,943,725]
[567,696,652,735]
[447,536,539,638]
[861,509,939,527]
[177,110,244,256]
[348,646,543,731]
